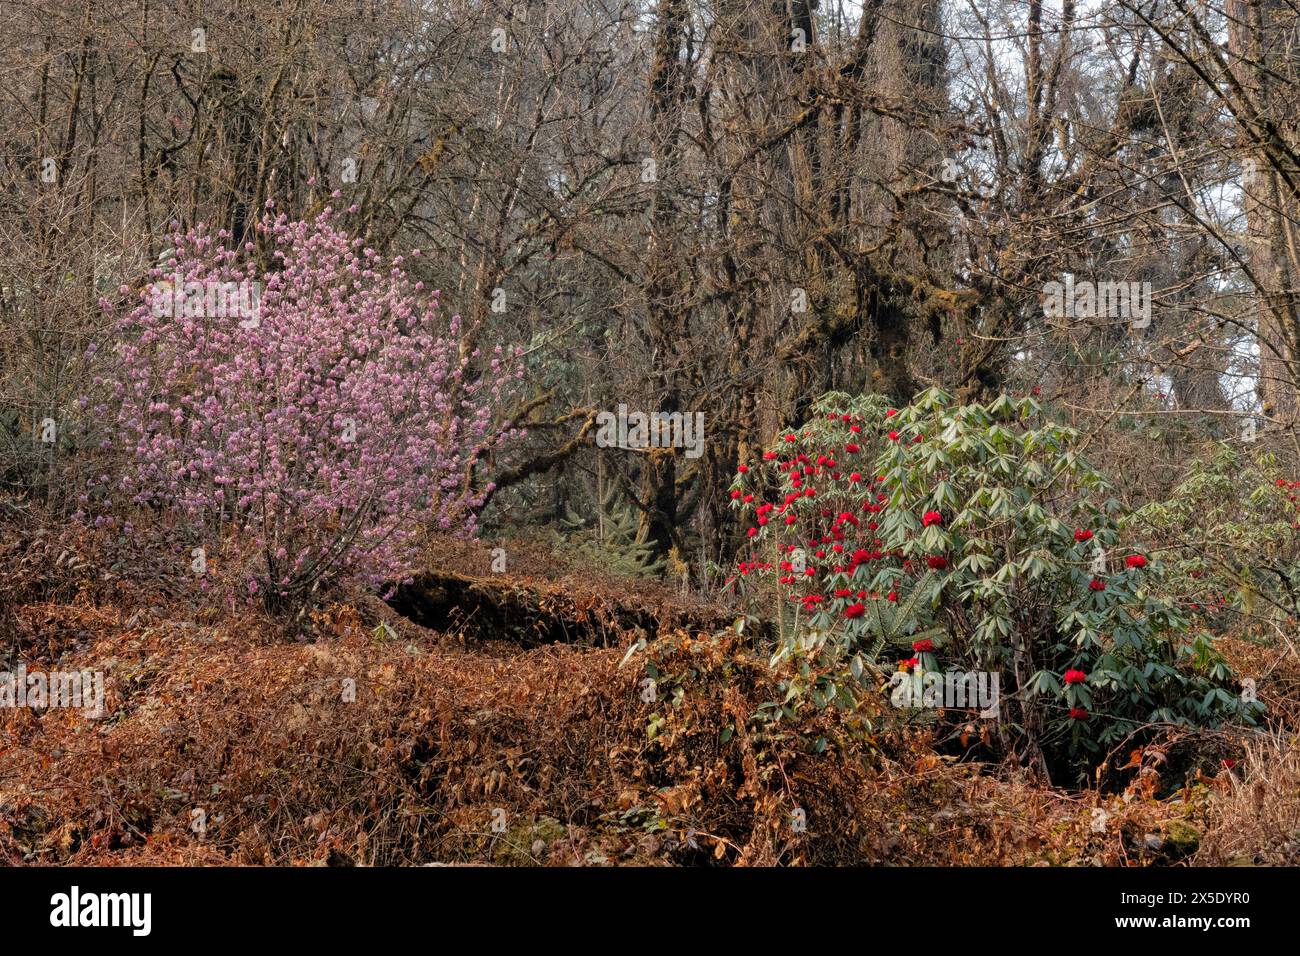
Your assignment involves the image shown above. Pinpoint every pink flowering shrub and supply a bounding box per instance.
[89,207,522,610]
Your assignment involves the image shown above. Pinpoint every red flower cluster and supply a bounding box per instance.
[1068,707,1089,720]
[730,409,1127,676]
[1063,668,1087,685]
[799,593,825,612]
[1125,554,1146,569]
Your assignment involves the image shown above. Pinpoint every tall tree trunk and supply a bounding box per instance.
[1228,0,1300,426]
[639,0,691,557]
[857,0,947,403]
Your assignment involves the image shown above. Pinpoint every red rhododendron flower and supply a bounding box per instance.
[1125,554,1147,569]
[887,590,898,602]
[902,657,919,670]
[737,465,748,474]
[926,555,948,570]
[888,430,900,441]
[922,510,942,527]
[1068,707,1089,720]
[844,602,865,618]
[913,639,934,652]
[1063,669,1087,684]
[730,489,741,499]
[1089,578,1105,591]
[1074,528,1093,542]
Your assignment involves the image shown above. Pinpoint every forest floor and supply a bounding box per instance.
[2,508,1298,866]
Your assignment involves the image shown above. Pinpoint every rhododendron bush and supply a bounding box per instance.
[727,388,1260,779]
[87,209,522,610]
[1131,444,1300,637]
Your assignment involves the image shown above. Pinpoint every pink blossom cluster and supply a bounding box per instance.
[91,206,523,604]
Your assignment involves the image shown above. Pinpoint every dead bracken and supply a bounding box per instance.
[1,508,1290,867]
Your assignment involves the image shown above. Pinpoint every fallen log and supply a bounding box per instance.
[385,569,733,648]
